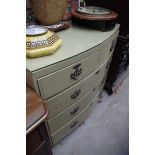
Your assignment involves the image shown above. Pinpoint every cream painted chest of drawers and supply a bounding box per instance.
[26,24,120,145]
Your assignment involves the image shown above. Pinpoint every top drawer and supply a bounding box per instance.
[37,52,100,99]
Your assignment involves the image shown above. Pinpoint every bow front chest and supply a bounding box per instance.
[26,24,120,145]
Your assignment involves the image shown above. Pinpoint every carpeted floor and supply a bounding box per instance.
[52,74,129,155]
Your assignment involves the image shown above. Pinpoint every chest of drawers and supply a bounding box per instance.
[26,24,120,145]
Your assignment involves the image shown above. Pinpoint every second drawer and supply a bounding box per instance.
[47,79,103,134]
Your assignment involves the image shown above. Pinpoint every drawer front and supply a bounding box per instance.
[51,90,100,145]
[46,56,110,119]
[48,80,103,134]
[99,31,119,65]
[38,52,100,99]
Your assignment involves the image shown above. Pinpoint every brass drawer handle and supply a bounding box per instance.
[70,121,78,128]
[106,63,110,69]
[71,89,81,99]
[95,69,100,75]
[92,87,96,92]
[110,39,116,52]
[70,106,79,115]
[110,45,114,52]
[102,78,105,85]
[70,63,82,80]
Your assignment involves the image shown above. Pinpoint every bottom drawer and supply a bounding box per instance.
[51,89,101,145]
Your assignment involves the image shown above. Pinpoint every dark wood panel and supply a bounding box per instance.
[85,0,129,35]
[31,145,46,155]
[27,127,44,154]
[27,122,53,155]
[84,0,129,94]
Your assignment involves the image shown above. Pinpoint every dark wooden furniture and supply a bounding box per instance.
[85,0,129,35]
[26,86,53,155]
[104,35,129,94]
[72,9,118,21]
[85,0,129,94]
[72,8,118,31]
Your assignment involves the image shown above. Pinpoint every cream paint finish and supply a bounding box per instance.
[38,51,100,99]
[26,25,120,145]
[51,90,101,145]
[46,54,112,119]
[26,24,119,72]
[26,25,120,98]
[48,80,103,134]
[99,30,119,65]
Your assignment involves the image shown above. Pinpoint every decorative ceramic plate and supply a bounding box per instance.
[26,25,63,58]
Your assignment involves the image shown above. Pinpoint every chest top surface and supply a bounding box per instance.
[26,24,120,72]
